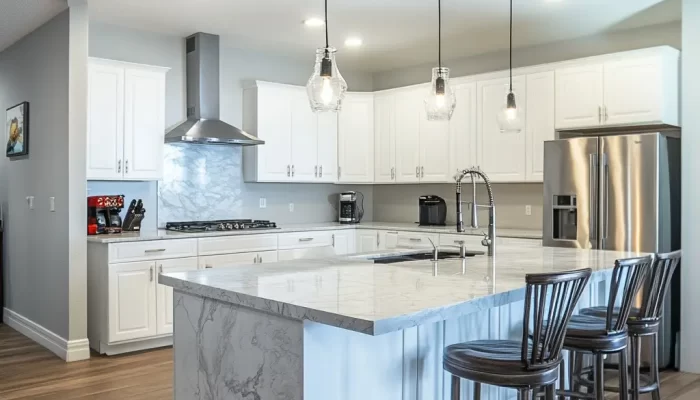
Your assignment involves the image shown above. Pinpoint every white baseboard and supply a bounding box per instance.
[3,308,90,362]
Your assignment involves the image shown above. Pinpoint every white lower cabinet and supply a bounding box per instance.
[155,257,198,335]
[356,230,380,252]
[383,231,399,249]
[332,230,356,255]
[108,260,157,343]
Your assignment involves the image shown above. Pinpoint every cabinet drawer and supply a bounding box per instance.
[278,246,336,261]
[396,232,439,248]
[109,239,197,263]
[439,234,484,249]
[278,231,334,249]
[198,234,278,256]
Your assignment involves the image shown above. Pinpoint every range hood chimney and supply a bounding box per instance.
[164,33,264,146]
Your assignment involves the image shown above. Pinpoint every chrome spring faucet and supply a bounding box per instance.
[455,167,496,256]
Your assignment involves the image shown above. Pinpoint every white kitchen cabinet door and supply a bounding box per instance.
[525,71,555,182]
[87,62,125,180]
[256,250,278,264]
[603,56,664,126]
[122,67,166,180]
[419,109,451,183]
[108,261,157,343]
[290,89,318,181]
[356,230,379,252]
[338,93,374,183]
[395,87,423,183]
[449,82,477,176]
[199,252,262,269]
[155,257,198,335]
[332,230,356,255]
[245,83,293,182]
[316,112,338,183]
[555,64,604,129]
[374,93,397,183]
[476,76,527,182]
[383,231,399,249]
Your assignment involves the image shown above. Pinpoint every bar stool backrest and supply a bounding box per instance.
[522,268,591,370]
[606,255,654,332]
[639,250,682,320]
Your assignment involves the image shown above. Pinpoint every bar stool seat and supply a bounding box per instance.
[580,306,642,320]
[444,340,560,387]
[563,314,629,352]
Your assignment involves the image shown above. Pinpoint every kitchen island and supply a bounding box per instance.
[160,244,645,400]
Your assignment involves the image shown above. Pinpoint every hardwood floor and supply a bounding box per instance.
[1,324,700,399]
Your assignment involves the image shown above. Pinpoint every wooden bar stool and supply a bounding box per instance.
[559,255,653,400]
[443,268,592,400]
[579,250,682,400]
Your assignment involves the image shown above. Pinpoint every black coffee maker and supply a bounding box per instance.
[419,195,447,226]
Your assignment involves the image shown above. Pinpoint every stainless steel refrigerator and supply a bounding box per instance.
[543,130,681,368]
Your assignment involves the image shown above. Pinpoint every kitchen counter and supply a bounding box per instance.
[163,245,643,400]
[86,221,542,243]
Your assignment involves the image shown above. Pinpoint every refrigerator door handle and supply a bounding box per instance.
[589,153,598,245]
[602,153,610,242]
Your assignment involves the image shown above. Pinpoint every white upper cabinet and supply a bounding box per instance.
[419,108,451,183]
[394,87,422,183]
[525,71,555,182]
[243,82,339,183]
[87,58,168,181]
[477,76,527,182]
[555,64,604,129]
[374,92,397,183]
[556,48,680,129]
[338,93,374,183]
[449,82,477,178]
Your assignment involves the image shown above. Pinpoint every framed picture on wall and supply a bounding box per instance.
[6,101,29,158]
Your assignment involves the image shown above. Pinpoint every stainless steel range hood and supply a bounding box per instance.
[164,33,263,146]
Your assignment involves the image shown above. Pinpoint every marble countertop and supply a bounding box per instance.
[87,221,542,243]
[159,244,647,336]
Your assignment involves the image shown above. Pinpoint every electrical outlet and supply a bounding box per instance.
[259,197,267,208]
[26,196,34,210]
[289,203,294,212]
[525,205,532,216]
[49,197,55,212]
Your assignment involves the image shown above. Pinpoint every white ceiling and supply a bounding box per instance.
[0,0,681,72]
[0,0,68,52]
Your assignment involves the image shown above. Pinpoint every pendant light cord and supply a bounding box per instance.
[325,0,329,49]
[438,0,442,68]
[509,0,513,92]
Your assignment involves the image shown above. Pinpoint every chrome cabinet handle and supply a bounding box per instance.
[319,165,322,177]
[421,166,424,178]
[338,166,341,179]
[292,165,295,177]
[259,255,263,263]
[376,231,380,246]
[287,165,291,177]
[598,106,602,124]
[589,153,598,245]
[254,256,258,263]
[315,165,318,177]
[117,160,122,173]
[415,166,419,177]
[149,266,153,282]
[602,153,610,242]
[144,248,166,253]
[332,234,335,247]
[391,167,395,180]
[299,237,314,242]
[159,265,163,274]
[604,105,609,122]
[125,160,129,174]
[409,238,422,242]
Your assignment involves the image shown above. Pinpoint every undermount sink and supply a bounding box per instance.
[372,250,484,264]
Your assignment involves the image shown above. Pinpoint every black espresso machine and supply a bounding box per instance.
[419,195,447,226]
[339,191,364,224]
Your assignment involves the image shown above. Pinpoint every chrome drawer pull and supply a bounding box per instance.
[299,237,314,242]
[409,238,422,242]
[144,248,166,253]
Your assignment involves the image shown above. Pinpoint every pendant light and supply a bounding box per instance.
[306,0,347,112]
[497,0,523,133]
[424,0,456,120]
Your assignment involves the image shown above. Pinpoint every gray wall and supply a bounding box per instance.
[681,0,700,374]
[373,183,542,230]
[0,11,72,338]
[373,21,681,90]
[88,23,374,228]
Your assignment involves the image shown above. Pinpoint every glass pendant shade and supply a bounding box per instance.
[306,47,347,112]
[497,91,523,133]
[425,67,456,120]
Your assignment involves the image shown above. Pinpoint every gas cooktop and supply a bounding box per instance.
[165,219,278,233]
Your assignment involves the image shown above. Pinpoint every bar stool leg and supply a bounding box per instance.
[631,335,641,400]
[560,351,570,400]
[651,332,661,400]
[451,375,461,400]
[518,388,532,400]
[473,382,481,400]
[619,346,629,400]
[546,384,555,400]
[594,354,605,400]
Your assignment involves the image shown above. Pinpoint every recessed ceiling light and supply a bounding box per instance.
[303,18,325,27]
[344,37,363,47]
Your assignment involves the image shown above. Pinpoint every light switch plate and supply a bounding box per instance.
[289,203,294,212]
[26,196,34,210]
[49,197,56,212]
[259,198,267,208]
[525,205,532,216]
